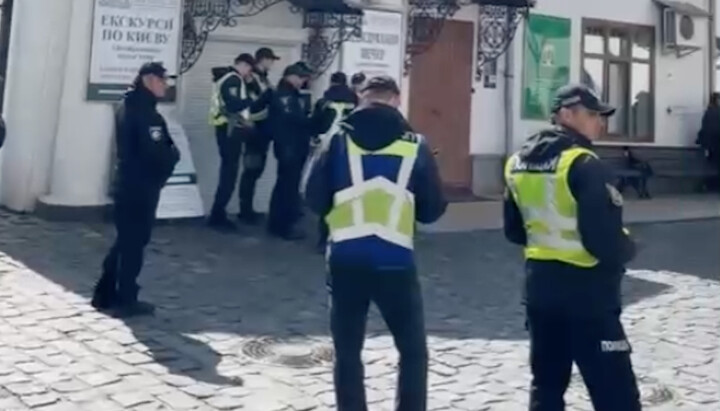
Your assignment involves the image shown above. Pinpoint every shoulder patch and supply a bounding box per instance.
[606,183,624,206]
[149,126,163,142]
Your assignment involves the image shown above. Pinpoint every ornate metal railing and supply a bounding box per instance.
[302,10,363,77]
[404,0,460,72]
[181,0,286,74]
[475,2,531,77]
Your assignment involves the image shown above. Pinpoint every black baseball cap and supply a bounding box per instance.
[330,72,347,85]
[255,47,280,61]
[551,83,615,116]
[361,75,400,95]
[283,62,313,78]
[138,62,176,79]
[234,53,256,66]
[351,72,366,85]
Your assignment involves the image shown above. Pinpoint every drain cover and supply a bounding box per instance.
[569,373,673,406]
[241,336,333,368]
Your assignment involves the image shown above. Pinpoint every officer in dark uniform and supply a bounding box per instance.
[307,71,358,251]
[92,62,180,317]
[305,76,447,411]
[266,62,314,240]
[234,47,280,224]
[207,53,259,230]
[503,84,641,411]
[350,72,366,97]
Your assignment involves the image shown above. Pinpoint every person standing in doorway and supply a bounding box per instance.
[503,84,641,411]
[92,62,179,317]
[207,53,258,231]
[305,76,447,410]
[266,62,314,240]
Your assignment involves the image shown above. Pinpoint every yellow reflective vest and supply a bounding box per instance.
[325,133,420,250]
[504,146,599,268]
[208,71,250,127]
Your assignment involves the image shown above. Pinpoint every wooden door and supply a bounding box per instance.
[409,20,474,190]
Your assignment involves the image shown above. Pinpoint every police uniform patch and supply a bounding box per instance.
[606,183,623,206]
[149,126,163,142]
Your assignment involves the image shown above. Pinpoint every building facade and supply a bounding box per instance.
[0,0,714,217]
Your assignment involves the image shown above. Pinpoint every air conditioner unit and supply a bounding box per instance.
[662,8,700,50]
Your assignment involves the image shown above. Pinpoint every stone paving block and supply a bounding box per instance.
[34,402,78,411]
[50,378,90,394]
[157,391,204,409]
[180,383,220,399]
[77,371,122,387]
[206,395,247,410]
[118,352,154,366]
[111,391,155,408]
[6,382,48,396]
[21,392,59,408]
[78,399,124,411]
[15,361,49,375]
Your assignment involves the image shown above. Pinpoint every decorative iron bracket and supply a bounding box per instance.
[404,0,460,73]
[181,0,286,74]
[475,0,533,78]
[302,10,363,77]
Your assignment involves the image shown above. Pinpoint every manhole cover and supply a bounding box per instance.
[569,373,673,407]
[241,336,333,369]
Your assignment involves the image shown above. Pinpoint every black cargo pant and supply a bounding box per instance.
[94,189,160,306]
[527,308,641,411]
[267,142,307,235]
[239,129,271,214]
[329,266,428,411]
[210,124,263,219]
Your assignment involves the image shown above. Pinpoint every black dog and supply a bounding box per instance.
[617,147,652,199]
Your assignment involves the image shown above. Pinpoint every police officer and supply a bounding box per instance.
[305,76,447,411]
[92,62,180,317]
[234,47,280,224]
[350,72,366,97]
[266,62,313,240]
[207,53,257,230]
[503,84,641,411]
[305,71,358,251]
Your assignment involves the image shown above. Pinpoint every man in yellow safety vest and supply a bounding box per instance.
[503,83,641,411]
[305,76,447,410]
[207,53,259,231]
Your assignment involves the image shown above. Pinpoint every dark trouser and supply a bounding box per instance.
[267,143,306,234]
[239,132,270,214]
[527,308,641,411]
[318,218,329,245]
[329,266,428,411]
[210,124,257,219]
[94,190,160,306]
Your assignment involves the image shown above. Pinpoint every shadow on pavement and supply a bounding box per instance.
[0,212,686,386]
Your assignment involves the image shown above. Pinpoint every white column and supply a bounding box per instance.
[0,0,74,211]
[41,0,115,208]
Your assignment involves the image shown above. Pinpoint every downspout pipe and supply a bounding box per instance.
[503,14,516,159]
[709,0,716,96]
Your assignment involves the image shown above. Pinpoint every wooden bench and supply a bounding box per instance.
[595,145,718,198]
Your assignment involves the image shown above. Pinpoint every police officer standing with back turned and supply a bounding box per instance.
[503,84,641,411]
[305,76,447,411]
[266,62,314,240]
[92,62,179,318]
[207,53,258,231]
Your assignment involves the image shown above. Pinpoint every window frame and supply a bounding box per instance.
[581,18,656,142]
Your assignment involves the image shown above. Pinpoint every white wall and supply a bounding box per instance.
[469,0,712,158]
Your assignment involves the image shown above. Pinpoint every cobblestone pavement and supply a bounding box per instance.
[0,212,716,410]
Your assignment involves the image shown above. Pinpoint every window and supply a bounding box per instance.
[581,20,654,141]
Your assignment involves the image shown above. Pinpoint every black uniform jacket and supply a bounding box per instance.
[113,85,180,200]
[503,127,636,316]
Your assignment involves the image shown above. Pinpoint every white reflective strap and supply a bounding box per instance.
[333,176,410,205]
[347,152,365,226]
[388,154,416,230]
[332,223,414,249]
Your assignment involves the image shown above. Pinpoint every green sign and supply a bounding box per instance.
[521,14,571,120]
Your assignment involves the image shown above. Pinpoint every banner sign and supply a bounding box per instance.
[521,14,571,120]
[155,108,204,220]
[342,10,404,87]
[87,0,182,101]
